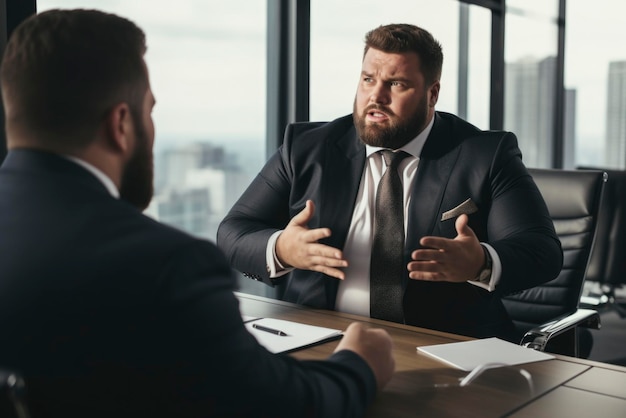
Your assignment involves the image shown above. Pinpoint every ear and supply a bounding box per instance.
[104,102,134,154]
[428,81,441,107]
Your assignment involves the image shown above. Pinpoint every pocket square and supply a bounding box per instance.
[441,198,478,221]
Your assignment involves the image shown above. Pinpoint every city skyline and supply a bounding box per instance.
[148,140,262,240]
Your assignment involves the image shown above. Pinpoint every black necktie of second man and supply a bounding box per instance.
[370,150,408,323]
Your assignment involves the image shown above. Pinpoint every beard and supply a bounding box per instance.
[353,97,428,149]
[119,111,154,211]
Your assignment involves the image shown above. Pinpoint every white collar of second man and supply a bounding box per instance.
[63,154,120,198]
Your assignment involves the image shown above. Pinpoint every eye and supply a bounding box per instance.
[391,81,404,87]
[363,76,374,83]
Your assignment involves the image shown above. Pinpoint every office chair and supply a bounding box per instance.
[0,370,30,418]
[502,168,606,357]
[578,167,626,317]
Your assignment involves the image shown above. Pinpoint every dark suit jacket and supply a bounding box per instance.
[218,112,563,339]
[0,150,376,418]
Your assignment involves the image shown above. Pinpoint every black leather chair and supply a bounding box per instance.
[502,168,606,357]
[0,370,30,418]
[578,167,626,317]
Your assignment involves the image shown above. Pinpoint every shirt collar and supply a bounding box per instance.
[364,114,435,158]
[62,155,120,198]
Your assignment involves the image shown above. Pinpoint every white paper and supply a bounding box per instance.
[246,318,343,354]
[417,337,554,371]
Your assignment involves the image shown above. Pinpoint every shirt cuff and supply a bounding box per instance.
[467,243,501,292]
[265,230,294,278]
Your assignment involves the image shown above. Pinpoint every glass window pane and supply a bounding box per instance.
[310,0,461,123]
[37,0,267,242]
[566,1,626,169]
[504,2,559,168]
[506,0,558,19]
[466,5,491,129]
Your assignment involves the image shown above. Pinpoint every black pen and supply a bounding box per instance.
[252,323,289,336]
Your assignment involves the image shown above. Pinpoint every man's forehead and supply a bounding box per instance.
[362,49,422,75]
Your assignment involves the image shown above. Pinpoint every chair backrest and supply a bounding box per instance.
[578,167,626,287]
[502,168,606,337]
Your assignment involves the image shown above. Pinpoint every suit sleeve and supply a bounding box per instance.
[156,240,377,418]
[216,125,297,285]
[484,133,563,294]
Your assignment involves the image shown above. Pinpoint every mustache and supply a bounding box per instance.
[363,104,396,118]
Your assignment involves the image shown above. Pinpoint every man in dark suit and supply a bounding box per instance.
[0,9,395,417]
[217,23,563,340]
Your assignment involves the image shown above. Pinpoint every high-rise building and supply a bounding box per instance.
[150,142,250,241]
[563,88,577,169]
[606,61,626,169]
[505,56,556,168]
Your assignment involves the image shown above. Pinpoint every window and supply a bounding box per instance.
[503,1,559,168]
[566,1,626,169]
[463,4,491,130]
[38,0,267,242]
[309,0,491,131]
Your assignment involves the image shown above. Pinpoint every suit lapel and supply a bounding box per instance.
[406,114,462,252]
[310,114,465,300]
[319,124,365,250]
[317,124,365,304]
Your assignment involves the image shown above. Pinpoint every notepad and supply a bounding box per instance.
[246,318,343,354]
[417,337,555,371]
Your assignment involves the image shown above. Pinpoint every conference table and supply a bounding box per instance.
[237,292,626,417]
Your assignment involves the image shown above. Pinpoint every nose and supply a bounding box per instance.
[370,82,390,105]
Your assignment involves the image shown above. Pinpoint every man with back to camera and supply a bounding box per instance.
[0,9,395,417]
[217,23,563,341]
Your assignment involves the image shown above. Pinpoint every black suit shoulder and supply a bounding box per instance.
[423,111,519,159]
[282,115,357,157]
[284,114,354,141]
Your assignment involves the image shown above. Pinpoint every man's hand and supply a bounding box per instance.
[335,322,395,389]
[275,200,348,280]
[407,214,484,282]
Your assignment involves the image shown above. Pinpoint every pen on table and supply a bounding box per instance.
[252,323,289,336]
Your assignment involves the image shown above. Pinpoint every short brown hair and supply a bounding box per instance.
[364,23,443,86]
[0,9,147,148]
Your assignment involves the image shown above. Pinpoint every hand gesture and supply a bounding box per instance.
[275,200,348,280]
[407,214,484,282]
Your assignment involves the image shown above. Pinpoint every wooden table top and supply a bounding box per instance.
[237,292,626,418]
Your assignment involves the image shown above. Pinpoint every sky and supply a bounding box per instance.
[39,0,267,146]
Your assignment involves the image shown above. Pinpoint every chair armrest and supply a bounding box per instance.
[520,308,601,352]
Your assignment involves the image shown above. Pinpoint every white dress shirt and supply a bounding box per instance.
[267,116,501,317]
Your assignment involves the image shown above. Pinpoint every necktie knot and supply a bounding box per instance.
[381,150,407,171]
